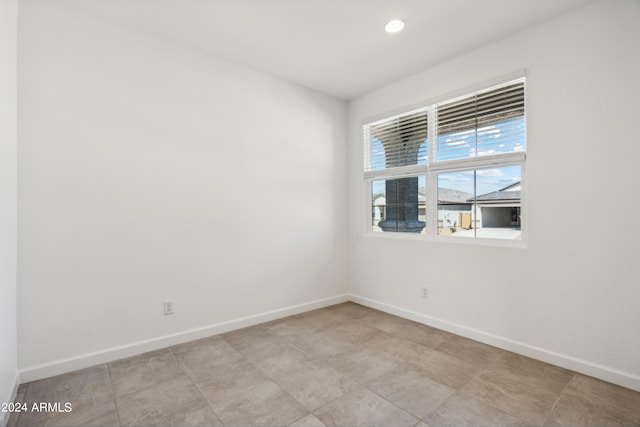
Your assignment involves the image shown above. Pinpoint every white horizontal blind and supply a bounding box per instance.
[436,79,525,162]
[364,108,428,172]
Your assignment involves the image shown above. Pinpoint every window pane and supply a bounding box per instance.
[366,109,428,172]
[371,176,426,234]
[437,166,521,239]
[436,80,525,162]
[437,171,474,236]
[475,166,521,239]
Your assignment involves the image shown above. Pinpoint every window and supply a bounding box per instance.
[371,176,426,233]
[364,78,525,241]
[365,107,429,234]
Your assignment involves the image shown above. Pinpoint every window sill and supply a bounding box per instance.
[360,231,527,249]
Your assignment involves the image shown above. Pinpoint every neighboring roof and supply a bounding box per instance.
[471,181,521,202]
[473,190,521,202]
[499,182,521,192]
[438,188,474,204]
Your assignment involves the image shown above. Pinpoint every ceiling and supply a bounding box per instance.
[60,0,594,100]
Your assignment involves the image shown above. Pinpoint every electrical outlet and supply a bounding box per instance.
[163,300,174,315]
[421,286,429,299]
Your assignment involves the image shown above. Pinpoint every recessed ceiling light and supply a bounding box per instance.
[385,19,405,34]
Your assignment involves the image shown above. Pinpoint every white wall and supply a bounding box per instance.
[348,0,640,390]
[0,0,18,423]
[18,1,347,379]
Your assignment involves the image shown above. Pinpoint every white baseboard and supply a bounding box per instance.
[1,371,20,427]
[349,294,640,392]
[19,294,350,383]
[18,292,640,393]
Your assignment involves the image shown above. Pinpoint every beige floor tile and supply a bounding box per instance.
[424,392,527,427]
[109,349,187,396]
[115,376,220,427]
[403,324,451,349]
[288,413,327,427]
[210,380,307,427]
[320,322,381,346]
[289,330,355,360]
[544,393,636,427]
[313,385,419,427]
[405,347,484,389]
[18,364,116,427]
[323,302,377,320]
[264,315,327,340]
[276,366,359,411]
[354,313,400,337]
[359,333,431,364]
[435,333,505,367]
[172,335,244,375]
[245,340,314,379]
[356,309,401,327]
[544,374,640,427]
[367,315,450,349]
[221,325,277,355]
[500,352,574,380]
[110,349,222,426]
[16,399,119,427]
[319,348,397,384]
[22,364,114,406]
[194,357,273,404]
[563,374,640,420]
[366,365,455,419]
[461,353,573,425]
[292,308,353,330]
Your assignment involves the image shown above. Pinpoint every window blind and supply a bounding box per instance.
[436,79,525,162]
[365,108,428,172]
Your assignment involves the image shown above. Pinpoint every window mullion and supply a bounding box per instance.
[427,106,437,167]
[426,106,438,238]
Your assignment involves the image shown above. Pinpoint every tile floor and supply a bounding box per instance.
[8,302,640,427]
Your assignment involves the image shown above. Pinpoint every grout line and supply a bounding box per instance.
[284,413,315,427]
[169,346,226,427]
[105,363,123,427]
[421,389,460,423]
[228,339,320,424]
[541,372,575,426]
[452,346,506,392]
[364,382,422,422]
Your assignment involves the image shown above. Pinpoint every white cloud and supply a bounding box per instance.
[477,149,496,156]
[476,168,504,177]
[439,173,471,183]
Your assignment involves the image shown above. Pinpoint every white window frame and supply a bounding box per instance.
[363,73,527,247]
